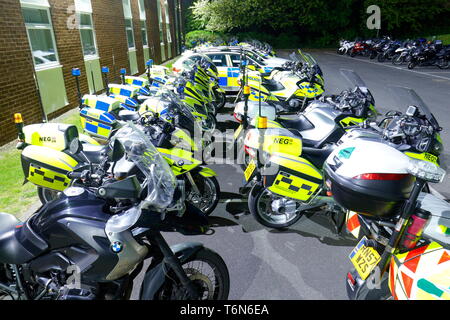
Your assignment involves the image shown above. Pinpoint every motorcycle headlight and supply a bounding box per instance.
[407,158,445,183]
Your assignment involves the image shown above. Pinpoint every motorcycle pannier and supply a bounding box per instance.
[323,141,415,217]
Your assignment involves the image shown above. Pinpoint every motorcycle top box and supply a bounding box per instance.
[324,139,415,217]
[22,123,79,152]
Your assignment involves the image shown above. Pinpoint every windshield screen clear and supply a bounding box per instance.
[340,69,368,91]
[388,86,440,130]
[113,123,176,211]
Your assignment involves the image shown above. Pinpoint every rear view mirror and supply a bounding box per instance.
[109,139,125,162]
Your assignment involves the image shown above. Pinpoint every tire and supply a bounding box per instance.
[154,247,230,300]
[202,113,217,132]
[350,268,391,300]
[392,54,404,65]
[186,174,220,216]
[408,61,416,69]
[337,48,344,55]
[214,91,226,112]
[37,187,59,204]
[369,51,377,60]
[377,54,386,62]
[350,50,357,57]
[248,184,303,229]
[437,58,449,69]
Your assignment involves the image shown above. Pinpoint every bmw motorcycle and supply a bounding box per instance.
[0,123,230,300]
[323,88,448,300]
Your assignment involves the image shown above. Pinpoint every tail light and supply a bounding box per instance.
[347,272,356,286]
[353,173,409,180]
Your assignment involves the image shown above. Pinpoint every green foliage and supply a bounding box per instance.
[187,0,450,48]
[185,30,228,48]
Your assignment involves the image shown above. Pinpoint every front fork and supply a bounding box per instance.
[150,231,200,299]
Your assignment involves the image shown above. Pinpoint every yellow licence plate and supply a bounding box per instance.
[349,236,381,280]
[244,159,256,181]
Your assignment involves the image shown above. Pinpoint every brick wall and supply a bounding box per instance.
[146,0,162,64]
[0,0,183,146]
[92,0,129,85]
[0,0,42,145]
[47,0,89,119]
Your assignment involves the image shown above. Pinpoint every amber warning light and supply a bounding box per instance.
[14,113,23,124]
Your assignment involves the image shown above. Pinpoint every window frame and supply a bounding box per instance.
[156,0,165,47]
[21,3,60,70]
[77,11,99,60]
[122,0,136,51]
[138,0,148,48]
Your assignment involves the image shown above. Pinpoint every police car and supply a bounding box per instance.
[173,46,289,93]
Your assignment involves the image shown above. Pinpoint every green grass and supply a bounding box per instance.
[426,34,450,45]
[0,109,82,216]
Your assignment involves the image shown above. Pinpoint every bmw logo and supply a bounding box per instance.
[111,241,123,253]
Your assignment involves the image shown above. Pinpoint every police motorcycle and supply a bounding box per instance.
[234,69,378,170]
[323,87,448,300]
[240,84,439,230]
[16,89,221,215]
[236,50,324,115]
[0,123,230,300]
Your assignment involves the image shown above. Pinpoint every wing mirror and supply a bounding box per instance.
[108,139,125,162]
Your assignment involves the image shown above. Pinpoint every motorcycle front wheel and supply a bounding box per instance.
[186,174,220,216]
[249,184,303,229]
[155,247,230,300]
[38,187,59,204]
[369,51,378,59]
[214,90,226,112]
[392,54,404,65]
[337,48,344,55]
[408,61,417,69]
[377,54,386,62]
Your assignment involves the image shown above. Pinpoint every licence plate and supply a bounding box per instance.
[234,124,243,140]
[244,159,256,181]
[349,236,381,280]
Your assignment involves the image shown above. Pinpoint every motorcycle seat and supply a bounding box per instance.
[118,110,141,121]
[278,115,315,133]
[301,146,335,169]
[0,212,48,264]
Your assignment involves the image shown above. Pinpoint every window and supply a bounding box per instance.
[75,0,98,58]
[229,54,242,68]
[138,0,148,47]
[164,0,172,44]
[156,0,164,45]
[21,3,58,68]
[207,54,227,67]
[122,0,135,50]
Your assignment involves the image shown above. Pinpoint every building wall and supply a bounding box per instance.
[0,0,43,145]
[0,0,183,146]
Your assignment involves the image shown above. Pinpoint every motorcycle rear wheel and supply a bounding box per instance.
[154,247,230,300]
[437,58,449,69]
[369,52,377,59]
[249,185,303,229]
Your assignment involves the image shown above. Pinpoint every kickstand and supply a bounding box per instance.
[327,211,346,235]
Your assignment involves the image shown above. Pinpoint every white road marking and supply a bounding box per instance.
[325,52,450,82]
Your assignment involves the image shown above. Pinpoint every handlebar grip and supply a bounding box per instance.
[67,171,83,179]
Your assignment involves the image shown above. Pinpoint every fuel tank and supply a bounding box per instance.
[29,188,147,281]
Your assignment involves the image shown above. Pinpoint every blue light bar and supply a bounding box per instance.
[72,68,81,76]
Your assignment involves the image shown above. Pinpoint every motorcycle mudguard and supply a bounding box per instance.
[195,166,217,178]
[139,242,204,300]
